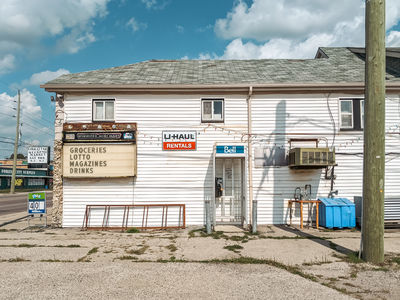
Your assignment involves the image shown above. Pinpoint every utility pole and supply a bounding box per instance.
[10,89,21,194]
[362,0,385,263]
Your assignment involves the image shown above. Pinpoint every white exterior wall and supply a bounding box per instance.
[63,94,248,227]
[62,93,400,227]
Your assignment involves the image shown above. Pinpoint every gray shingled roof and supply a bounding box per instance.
[45,47,400,86]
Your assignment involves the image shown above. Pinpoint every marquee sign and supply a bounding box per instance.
[63,131,135,142]
[63,144,136,178]
[28,146,50,164]
[162,131,197,151]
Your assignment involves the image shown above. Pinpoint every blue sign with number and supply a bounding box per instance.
[216,145,245,154]
[28,192,46,214]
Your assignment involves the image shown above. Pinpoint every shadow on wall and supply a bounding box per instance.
[255,100,323,224]
[203,153,214,225]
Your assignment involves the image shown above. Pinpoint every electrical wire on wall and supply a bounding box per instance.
[326,93,336,149]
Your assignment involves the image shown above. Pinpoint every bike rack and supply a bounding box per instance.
[82,204,186,231]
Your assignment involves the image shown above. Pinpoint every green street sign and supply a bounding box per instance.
[28,192,46,200]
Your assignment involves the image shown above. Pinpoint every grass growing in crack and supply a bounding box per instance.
[165,244,177,252]
[126,245,149,255]
[223,245,243,253]
[77,256,91,262]
[87,247,98,255]
[40,259,73,263]
[7,257,30,262]
[116,255,139,260]
[203,257,318,282]
[391,256,400,265]
[302,258,332,266]
[188,228,205,238]
[372,267,390,272]
[54,244,81,248]
[126,227,140,234]
[333,252,363,264]
[343,282,357,288]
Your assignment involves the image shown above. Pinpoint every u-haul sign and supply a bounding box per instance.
[162,131,197,151]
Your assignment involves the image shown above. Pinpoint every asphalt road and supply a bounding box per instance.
[0,191,52,216]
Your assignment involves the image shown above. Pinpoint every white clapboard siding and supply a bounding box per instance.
[63,94,248,227]
[62,93,400,227]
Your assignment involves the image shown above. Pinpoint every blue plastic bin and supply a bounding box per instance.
[318,198,356,229]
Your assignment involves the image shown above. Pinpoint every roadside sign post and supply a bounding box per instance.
[27,191,47,228]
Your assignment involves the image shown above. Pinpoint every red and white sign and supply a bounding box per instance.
[162,131,197,151]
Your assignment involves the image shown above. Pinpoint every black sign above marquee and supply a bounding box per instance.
[63,131,135,143]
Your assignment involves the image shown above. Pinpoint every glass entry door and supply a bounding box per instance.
[215,158,244,224]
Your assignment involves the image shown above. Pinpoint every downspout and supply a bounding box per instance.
[246,86,254,229]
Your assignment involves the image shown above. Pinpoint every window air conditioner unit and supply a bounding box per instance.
[288,147,335,168]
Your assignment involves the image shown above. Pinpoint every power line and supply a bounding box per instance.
[20,121,54,137]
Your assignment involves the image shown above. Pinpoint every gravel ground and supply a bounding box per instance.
[0,262,353,300]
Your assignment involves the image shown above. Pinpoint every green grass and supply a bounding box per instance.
[223,244,243,253]
[40,259,73,263]
[17,243,37,248]
[126,227,140,234]
[77,256,91,262]
[165,244,178,252]
[54,244,81,248]
[7,257,30,262]
[391,256,400,265]
[87,247,98,255]
[202,257,317,282]
[116,255,138,260]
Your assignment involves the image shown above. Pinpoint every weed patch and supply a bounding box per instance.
[116,255,138,260]
[126,227,140,234]
[77,256,91,262]
[223,244,243,253]
[54,244,81,248]
[203,257,317,282]
[165,244,177,252]
[126,245,149,255]
[87,247,99,255]
[7,257,30,262]
[40,259,73,263]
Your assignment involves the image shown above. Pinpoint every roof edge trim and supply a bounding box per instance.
[40,82,400,94]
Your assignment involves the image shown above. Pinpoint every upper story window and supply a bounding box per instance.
[201,99,224,122]
[339,99,364,131]
[93,99,114,121]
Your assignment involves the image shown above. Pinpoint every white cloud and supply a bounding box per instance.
[387,31,400,46]
[22,69,70,86]
[0,89,48,140]
[212,0,400,59]
[126,18,147,32]
[0,0,109,72]
[0,54,16,75]
[141,0,157,9]
[176,25,184,34]
[140,0,168,10]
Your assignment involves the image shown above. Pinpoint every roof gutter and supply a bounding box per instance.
[40,82,400,94]
[40,82,400,95]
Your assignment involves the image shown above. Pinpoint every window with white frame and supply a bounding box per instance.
[201,99,224,122]
[339,99,364,130]
[360,100,364,128]
[93,99,115,121]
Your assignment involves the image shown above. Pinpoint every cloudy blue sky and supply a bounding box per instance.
[0,0,400,159]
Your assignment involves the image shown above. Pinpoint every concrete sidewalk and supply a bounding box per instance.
[0,216,399,299]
